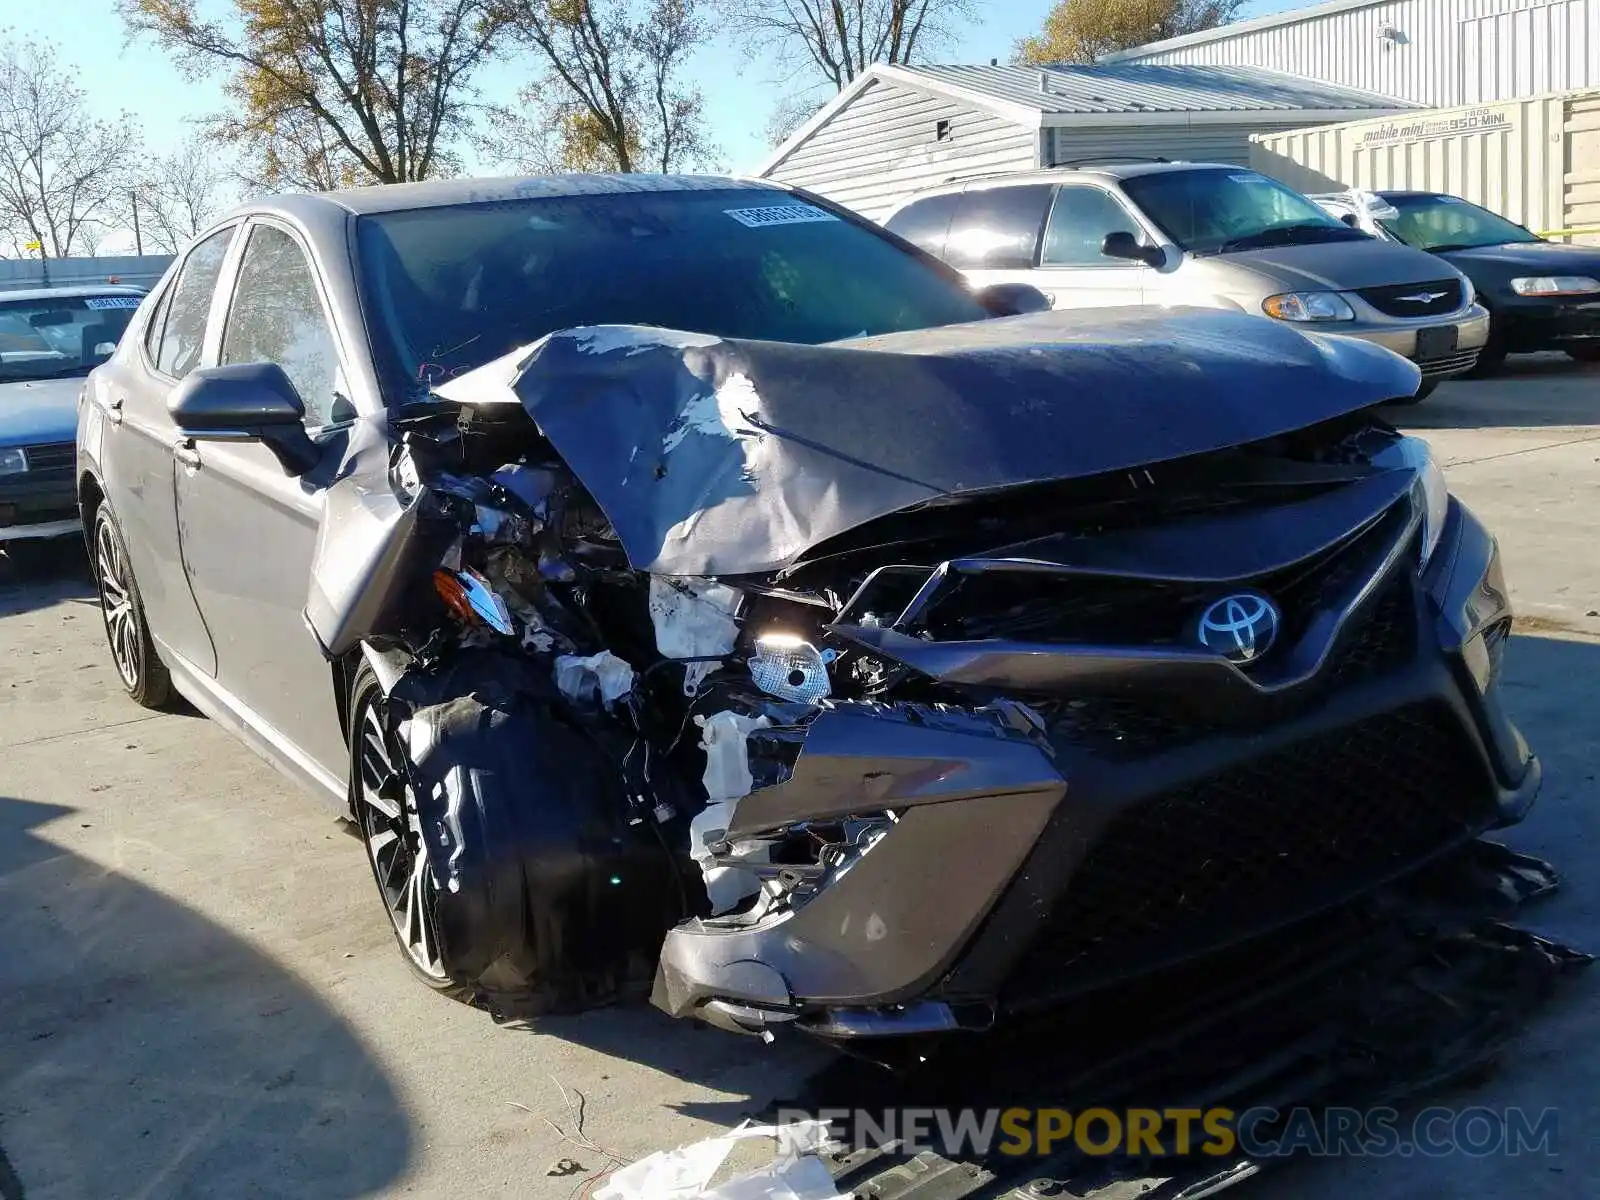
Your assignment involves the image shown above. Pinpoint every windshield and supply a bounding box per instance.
[1377,193,1540,251]
[0,293,140,381]
[1120,169,1370,256]
[356,188,991,401]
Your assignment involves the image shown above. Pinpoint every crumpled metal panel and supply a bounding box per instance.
[437,307,1418,577]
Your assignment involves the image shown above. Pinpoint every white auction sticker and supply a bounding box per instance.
[84,296,141,309]
[724,205,840,228]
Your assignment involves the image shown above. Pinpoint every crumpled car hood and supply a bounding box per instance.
[435,307,1418,577]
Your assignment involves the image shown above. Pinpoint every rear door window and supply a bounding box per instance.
[156,227,234,379]
[883,193,962,259]
[944,185,1054,270]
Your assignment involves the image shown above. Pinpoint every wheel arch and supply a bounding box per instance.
[78,469,105,558]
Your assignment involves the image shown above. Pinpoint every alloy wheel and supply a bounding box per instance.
[95,516,141,690]
[355,702,448,981]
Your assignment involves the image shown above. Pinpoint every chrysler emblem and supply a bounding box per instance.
[1196,592,1281,663]
[1396,290,1448,304]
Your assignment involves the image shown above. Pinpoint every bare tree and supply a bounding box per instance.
[121,0,511,189]
[492,0,716,174]
[0,37,140,257]
[134,137,236,254]
[721,0,974,92]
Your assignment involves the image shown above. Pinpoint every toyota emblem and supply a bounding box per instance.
[1195,592,1281,663]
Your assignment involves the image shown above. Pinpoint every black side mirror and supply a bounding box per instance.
[1339,213,1360,227]
[1101,230,1165,268]
[975,282,1053,316]
[168,362,319,476]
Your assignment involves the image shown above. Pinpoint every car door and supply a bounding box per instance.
[1034,185,1150,310]
[89,225,239,676]
[941,184,1056,294]
[172,218,354,787]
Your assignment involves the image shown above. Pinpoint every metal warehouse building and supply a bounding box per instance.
[1104,0,1600,108]
[756,62,1412,220]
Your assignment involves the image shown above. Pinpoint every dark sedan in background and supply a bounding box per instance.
[0,285,145,564]
[1316,189,1600,371]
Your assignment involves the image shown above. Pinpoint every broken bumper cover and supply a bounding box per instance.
[651,495,1537,1036]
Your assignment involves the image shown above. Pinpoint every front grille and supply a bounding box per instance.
[1357,279,1464,317]
[1009,704,1492,996]
[1418,349,1479,377]
[23,442,74,470]
[1041,569,1417,761]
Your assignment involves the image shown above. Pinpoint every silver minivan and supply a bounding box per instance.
[883,162,1491,399]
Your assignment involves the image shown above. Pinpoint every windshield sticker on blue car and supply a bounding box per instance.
[84,296,141,309]
[1229,173,1268,184]
[724,205,839,228]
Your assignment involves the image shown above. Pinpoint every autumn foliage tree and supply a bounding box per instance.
[121,0,510,189]
[1015,0,1242,65]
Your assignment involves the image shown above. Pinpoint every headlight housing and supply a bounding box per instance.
[0,447,27,475]
[1510,275,1600,297]
[1373,435,1448,564]
[1262,291,1356,322]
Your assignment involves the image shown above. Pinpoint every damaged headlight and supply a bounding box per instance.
[748,633,832,704]
[1374,435,1448,565]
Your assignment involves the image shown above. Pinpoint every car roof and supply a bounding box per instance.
[0,284,147,303]
[900,161,1246,201]
[239,173,788,221]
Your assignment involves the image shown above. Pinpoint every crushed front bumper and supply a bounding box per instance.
[652,492,1535,1037]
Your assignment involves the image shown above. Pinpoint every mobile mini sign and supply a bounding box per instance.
[1358,104,1517,148]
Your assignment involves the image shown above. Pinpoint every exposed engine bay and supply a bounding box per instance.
[316,310,1537,1042]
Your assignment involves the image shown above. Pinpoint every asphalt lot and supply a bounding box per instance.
[2,357,1598,1199]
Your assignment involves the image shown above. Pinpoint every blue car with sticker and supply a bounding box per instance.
[0,285,145,559]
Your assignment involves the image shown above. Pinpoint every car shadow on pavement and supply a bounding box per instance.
[1401,357,1600,431]
[0,542,96,620]
[0,795,413,1200]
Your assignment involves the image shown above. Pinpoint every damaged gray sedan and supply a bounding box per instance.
[77,175,1537,1044]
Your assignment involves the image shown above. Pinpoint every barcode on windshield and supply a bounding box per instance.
[84,296,141,310]
[724,205,839,228]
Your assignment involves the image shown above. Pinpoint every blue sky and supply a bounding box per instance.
[10,0,1308,242]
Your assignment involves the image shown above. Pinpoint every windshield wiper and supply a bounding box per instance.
[1216,223,1359,254]
[8,364,91,382]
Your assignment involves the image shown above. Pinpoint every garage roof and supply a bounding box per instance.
[906,62,1411,117]
[756,62,1413,176]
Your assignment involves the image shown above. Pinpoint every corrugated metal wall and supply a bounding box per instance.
[0,254,173,290]
[762,78,1040,220]
[1120,0,1599,109]
[1049,117,1340,166]
[1249,90,1600,242]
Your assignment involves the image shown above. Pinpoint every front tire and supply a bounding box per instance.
[348,664,472,1001]
[91,505,171,709]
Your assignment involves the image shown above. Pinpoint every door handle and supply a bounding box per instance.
[173,438,202,471]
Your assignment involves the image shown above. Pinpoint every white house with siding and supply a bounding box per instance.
[755,62,1414,220]
[1104,0,1600,109]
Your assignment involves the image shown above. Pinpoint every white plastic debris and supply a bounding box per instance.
[691,710,773,914]
[554,651,635,708]
[650,577,741,695]
[593,1119,844,1200]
